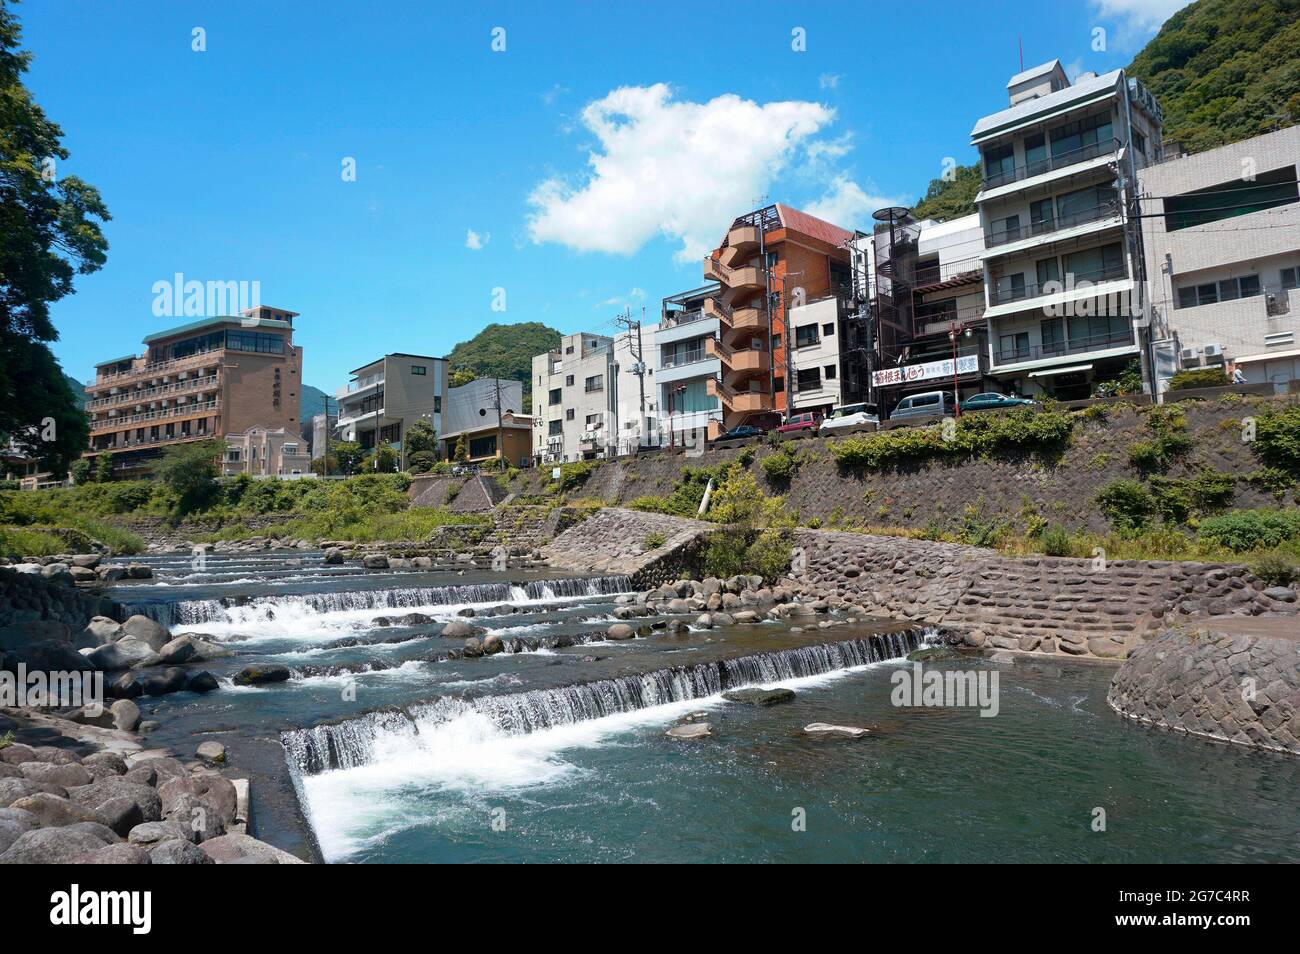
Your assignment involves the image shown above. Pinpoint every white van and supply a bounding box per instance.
[818,402,880,435]
[889,390,955,421]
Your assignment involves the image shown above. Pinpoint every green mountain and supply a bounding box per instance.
[447,321,562,412]
[911,0,1300,221]
[1127,0,1300,153]
[63,373,86,410]
[300,384,329,422]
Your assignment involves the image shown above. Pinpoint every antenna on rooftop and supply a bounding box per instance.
[1019,36,1023,71]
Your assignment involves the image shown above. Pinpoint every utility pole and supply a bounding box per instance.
[488,378,506,471]
[613,308,647,454]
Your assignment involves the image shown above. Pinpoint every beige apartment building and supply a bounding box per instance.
[1139,124,1300,390]
[84,306,303,478]
[335,353,447,469]
[223,426,312,477]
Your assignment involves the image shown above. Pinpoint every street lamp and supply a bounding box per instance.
[949,324,973,417]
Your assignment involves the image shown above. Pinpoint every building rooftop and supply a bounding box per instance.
[774,203,854,247]
[348,353,444,376]
[971,68,1123,142]
[1006,59,1063,89]
[141,314,291,345]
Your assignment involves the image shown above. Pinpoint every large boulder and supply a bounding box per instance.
[232,665,291,686]
[71,553,103,569]
[126,563,153,579]
[77,843,152,864]
[439,620,478,639]
[120,615,169,652]
[83,636,154,671]
[110,698,142,732]
[150,838,213,864]
[322,547,344,565]
[18,761,92,788]
[197,832,305,864]
[157,636,197,664]
[128,819,197,847]
[67,776,162,825]
[0,826,112,864]
[362,554,389,570]
[606,623,635,641]
[0,807,39,855]
[97,564,127,583]
[722,687,795,707]
[158,775,237,827]
[3,640,93,673]
[69,566,99,584]
[138,667,189,696]
[9,792,108,829]
[75,616,123,649]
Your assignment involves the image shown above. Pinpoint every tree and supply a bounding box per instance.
[405,419,437,456]
[328,440,364,476]
[368,444,398,473]
[912,163,981,222]
[155,439,222,512]
[68,458,90,484]
[93,453,113,483]
[0,2,109,477]
[453,434,469,464]
[448,368,477,388]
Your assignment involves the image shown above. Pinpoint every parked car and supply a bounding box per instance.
[776,411,823,437]
[960,392,1036,413]
[889,390,956,421]
[745,411,784,433]
[818,402,880,435]
[713,424,764,444]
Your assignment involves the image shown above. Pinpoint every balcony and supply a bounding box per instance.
[985,199,1122,251]
[85,374,219,409]
[337,373,384,400]
[92,350,225,386]
[707,376,771,413]
[89,400,221,432]
[912,262,983,292]
[704,257,766,292]
[982,138,1122,190]
[719,225,760,268]
[706,337,770,377]
[993,329,1136,368]
[337,407,383,429]
[991,261,1128,306]
[703,296,764,333]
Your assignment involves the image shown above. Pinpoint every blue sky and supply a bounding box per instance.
[19,0,1187,389]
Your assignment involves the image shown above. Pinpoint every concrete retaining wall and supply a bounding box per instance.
[541,508,710,587]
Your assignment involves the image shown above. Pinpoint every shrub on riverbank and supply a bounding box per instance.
[830,408,1074,471]
[1198,508,1300,552]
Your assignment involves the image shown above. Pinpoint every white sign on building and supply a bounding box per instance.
[872,354,979,388]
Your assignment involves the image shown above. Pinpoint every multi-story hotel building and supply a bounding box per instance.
[971,60,1163,400]
[84,306,303,478]
[701,204,852,437]
[335,353,446,468]
[1139,124,1300,390]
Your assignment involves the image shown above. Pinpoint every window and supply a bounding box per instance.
[1164,166,1299,231]
[1041,319,1065,354]
[1063,242,1124,282]
[1036,257,1061,287]
[996,273,1026,301]
[1176,275,1262,308]
[796,367,821,391]
[548,420,563,435]
[1000,332,1030,360]
[585,413,601,426]
[225,449,241,462]
[771,334,782,350]
[773,376,785,393]
[469,435,497,459]
[994,213,1021,243]
[565,408,575,420]
[565,374,574,386]
[1132,129,1147,157]
[1283,267,1299,291]
[824,364,837,380]
[584,374,604,392]
[225,331,286,354]
[984,143,1015,182]
[822,323,835,337]
[1049,112,1113,160]
[1024,133,1048,177]
[1030,198,1054,230]
[283,444,298,453]
[1057,183,1118,225]
[795,324,820,348]
[410,365,426,375]
[433,396,442,413]
[548,388,562,406]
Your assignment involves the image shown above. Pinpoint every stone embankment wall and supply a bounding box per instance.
[541,508,710,588]
[510,400,1294,534]
[784,529,1298,660]
[0,568,122,648]
[1108,619,1300,755]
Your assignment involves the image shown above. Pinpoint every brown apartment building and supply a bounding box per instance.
[701,204,852,437]
[84,306,303,478]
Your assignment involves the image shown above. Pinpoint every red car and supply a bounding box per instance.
[776,411,823,436]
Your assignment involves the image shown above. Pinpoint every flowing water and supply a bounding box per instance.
[107,551,1300,864]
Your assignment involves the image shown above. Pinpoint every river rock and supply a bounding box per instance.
[138,667,189,696]
[68,776,162,825]
[481,633,503,655]
[362,554,389,570]
[128,819,197,847]
[606,623,635,640]
[232,665,291,686]
[126,563,153,579]
[159,775,237,827]
[19,761,92,788]
[120,615,170,652]
[150,838,213,864]
[187,671,219,693]
[0,826,112,864]
[157,636,197,664]
[76,616,123,649]
[81,752,128,776]
[462,637,484,658]
[198,832,305,864]
[804,722,869,738]
[322,547,344,565]
[0,807,38,855]
[69,565,98,584]
[9,792,107,828]
[77,843,152,864]
[722,687,795,707]
[97,564,127,582]
[665,723,712,739]
[440,620,478,639]
[731,610,760,624]
[84,636,154,671]
[695,614,713,629]
[196,741,226,764]
[709,612,735,627]
[71,553,102,569]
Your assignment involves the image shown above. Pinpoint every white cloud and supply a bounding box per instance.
[465,229,489,250]
[818,72,841,90]
[596,287,646,309]
[803,175,907,232]
[1091,0,1192,43]
[527,83,835,263]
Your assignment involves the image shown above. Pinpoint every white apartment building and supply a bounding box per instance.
[657,284,723,448]
[612,321,659,455]
[532,332,618,463]
[787,296,845,415]
[1139,124,1300,391]
[336,353,447,468]
[971,60,1163,400]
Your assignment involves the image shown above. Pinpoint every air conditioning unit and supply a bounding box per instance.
[1202,343,1224,363]
[1179,347,1201,366]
